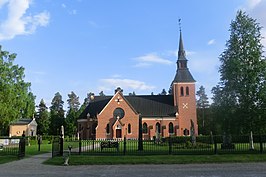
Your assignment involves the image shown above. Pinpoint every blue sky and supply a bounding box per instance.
[1,0,266,107]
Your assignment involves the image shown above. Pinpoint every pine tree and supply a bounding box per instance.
[65,91,80,136]
[196,86,210,134]
[49,92,65,135]
[36,99,50,135]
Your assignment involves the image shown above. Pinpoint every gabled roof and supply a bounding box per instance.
[126,95,177,117]
[11,118,36,125]
[79,95,177,119]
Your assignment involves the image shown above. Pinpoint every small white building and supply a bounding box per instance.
[9,118,38,137]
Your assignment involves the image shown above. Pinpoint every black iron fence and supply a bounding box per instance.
[0,137,26,158]
[54,134,266,156]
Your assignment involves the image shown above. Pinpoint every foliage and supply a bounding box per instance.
[65,91,80,136]
[0,46,35,135]
[212,10,266,134]
[196,86,210,134]
[159,89,167,95]
[36,99,50,135]
[128,91,136,96]
[49,92,65,135]
[99,91,105,96]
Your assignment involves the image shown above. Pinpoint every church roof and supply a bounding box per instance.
[79,95,177,119]
[173,69,196,83]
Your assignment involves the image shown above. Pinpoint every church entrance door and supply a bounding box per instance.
[116,129,122,138]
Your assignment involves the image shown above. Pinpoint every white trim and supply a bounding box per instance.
[142,117,176,121]
[77,119,88,123]
[98,92,121,116]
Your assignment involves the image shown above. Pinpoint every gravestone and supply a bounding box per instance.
[190,119,196,146]
[221,132,235,149]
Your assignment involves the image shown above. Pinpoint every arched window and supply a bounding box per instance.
[128,124,131,134]
[143,123,148,134]
[106,124,110,134]
[169,122,174,134]
[156,122,161,134]
[186,86,189,96]
[180,87,184,96]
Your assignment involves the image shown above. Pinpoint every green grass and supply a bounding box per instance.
[0,155,19,164]
[25,143,52,156]
[0,143,52,164]
[44,154,266,166]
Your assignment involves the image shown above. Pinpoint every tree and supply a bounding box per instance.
[129,91,136,96]
[196,86,210,134]
[36,99,50,135]
[65,91,80,136]
[159,89,167,95]
[99,91,105,96]
[79,92,94,115]
[0,46,35,135]
[49,92,65,135]
[213,10,266,134]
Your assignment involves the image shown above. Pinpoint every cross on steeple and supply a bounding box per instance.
[115,96,123,104]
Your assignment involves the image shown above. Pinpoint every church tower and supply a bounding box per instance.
[172,30,198,136]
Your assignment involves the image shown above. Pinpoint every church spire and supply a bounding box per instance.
[178,31,187,61]
[177,18,186,62]
[171,20,195,83]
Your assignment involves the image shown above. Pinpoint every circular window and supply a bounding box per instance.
[113,108,125,119]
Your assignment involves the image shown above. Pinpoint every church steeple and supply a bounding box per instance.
[178,31,187,62]
[172,29,195,83]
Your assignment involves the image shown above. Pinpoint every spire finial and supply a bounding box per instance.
[178,18,182,32]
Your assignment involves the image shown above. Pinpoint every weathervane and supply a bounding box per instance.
[178,18,182,32]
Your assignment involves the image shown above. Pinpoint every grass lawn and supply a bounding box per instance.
[44,154,266,166]
[0,155,19,164]
[0,143,52,164]
[25,143,52,156]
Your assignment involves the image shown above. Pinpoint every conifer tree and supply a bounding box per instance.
[36,99,50,135]
[49,92,65,135]
[65,91,80,136]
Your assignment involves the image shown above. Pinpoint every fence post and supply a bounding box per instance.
[79,137,82,155]
[123,137,126,155]
[138,114,143,151]
[59,134,63,156]
[92,139,95,151]
[18,133,26,159]
[169,137,172,155]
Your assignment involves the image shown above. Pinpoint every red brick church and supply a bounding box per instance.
[78,31,197,139]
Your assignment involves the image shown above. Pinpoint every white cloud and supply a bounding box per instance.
[133,53,173,67]
[242,0,266,49]
[111,74,122,78]
[133,62,152,68]
[88,20,100,28]
[246,0,262,10]
[61,3,66,8]
[70,9,77,15]
[0,0,50,41]
[207,39,215,45]
[99,78,155,92]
